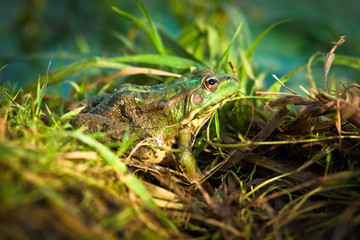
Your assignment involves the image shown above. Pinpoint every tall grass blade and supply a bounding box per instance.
[112,5,165,55]
[23,57,130,92]
[35,77,47,118]
[158,29,202,63]
[111,30,138,52]
[216,22,243,72]
[24,55,200,92]
[331,54,360,70]
[136,0,166,55]
[246,19,290,59]
[207,25,220,61]
[111,54,200,69]
[0,64,8,72]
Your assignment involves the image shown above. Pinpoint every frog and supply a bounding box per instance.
[68,65,240,183]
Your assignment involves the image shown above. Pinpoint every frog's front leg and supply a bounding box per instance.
[178,128,204,183]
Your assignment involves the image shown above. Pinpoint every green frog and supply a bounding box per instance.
[69,66,240,183]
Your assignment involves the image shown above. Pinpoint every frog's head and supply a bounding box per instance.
[181,65,240,129]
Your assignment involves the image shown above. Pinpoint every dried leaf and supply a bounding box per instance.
[324,36,346,93]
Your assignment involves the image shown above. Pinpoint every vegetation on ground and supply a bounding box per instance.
[1,1,360,239]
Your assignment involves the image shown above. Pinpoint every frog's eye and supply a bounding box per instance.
[203,76,219,92]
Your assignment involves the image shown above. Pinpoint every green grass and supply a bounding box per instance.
[1,1,360,239]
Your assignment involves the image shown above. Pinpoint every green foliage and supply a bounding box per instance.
[1,0,360,239]
[215,22,243,73]
[112,2,166,55]
[0,79,177,238]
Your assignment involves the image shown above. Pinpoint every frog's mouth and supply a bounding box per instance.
[198,91,238,117]
[181,92,238,134]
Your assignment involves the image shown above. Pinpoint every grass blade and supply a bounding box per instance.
[24,54,200,92]
[67,130,156,206]
[216,22,243,72]
[23,57,130,92]
[158,29,202,63]
[67,131,127,173]
[110,54,200,69]
[246,19,290,59]
[0,64,8,72]
[111,30,138,52]
[240,20,290,93]
[136,0,166,55]
[207,25,220,61]
[331,54,360,70]
[111,7,153,44]
[112,5,165,55]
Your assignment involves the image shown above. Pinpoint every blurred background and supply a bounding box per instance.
[1,0,359,93]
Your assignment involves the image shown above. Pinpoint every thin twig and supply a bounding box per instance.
[299,85,311,96]
[272,74,297,95]
[228,62,241,78]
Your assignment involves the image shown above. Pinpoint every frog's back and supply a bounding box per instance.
[88,77,197,129]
